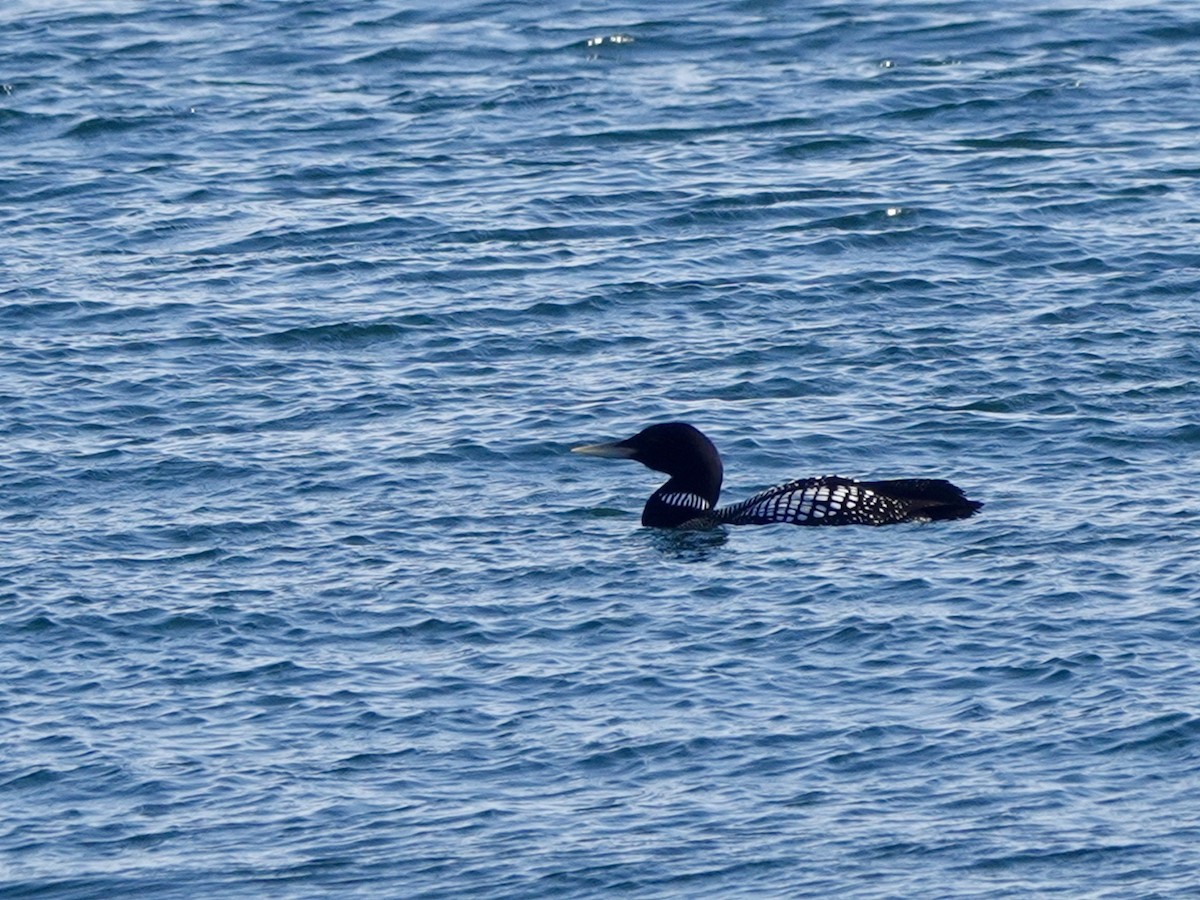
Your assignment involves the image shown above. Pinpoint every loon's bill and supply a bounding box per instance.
[571,441,638,460]
[572,422,982,528]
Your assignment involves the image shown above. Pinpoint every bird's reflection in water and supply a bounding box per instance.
[644,525,729,561]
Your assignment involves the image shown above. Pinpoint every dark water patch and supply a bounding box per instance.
[436,223,635,245]
[63,114,171,139]
[0,299,113,326]
[965,843,1154,874]
[956,133,1076,152]
[538,120,791,152]
[1141,20,1200,42]
[778,134,878,157]
[1096,713,1200,755]
[255,320,414,350]
[1163,424,1200,446]
[1,768,62,792]
[62,455,264,486]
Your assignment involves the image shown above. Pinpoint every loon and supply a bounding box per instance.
[572,422,982,528]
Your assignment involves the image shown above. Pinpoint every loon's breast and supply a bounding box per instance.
[642,487,715,528]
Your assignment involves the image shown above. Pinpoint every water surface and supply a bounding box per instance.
[3,1,1200,897]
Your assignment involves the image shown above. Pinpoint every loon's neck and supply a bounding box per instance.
[642,476,721,527]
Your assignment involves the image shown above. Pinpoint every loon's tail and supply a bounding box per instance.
[860,478,983,522]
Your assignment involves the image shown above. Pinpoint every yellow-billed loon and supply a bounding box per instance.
[572,422,982,528]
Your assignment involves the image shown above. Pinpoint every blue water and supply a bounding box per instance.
[4,1,1200,896]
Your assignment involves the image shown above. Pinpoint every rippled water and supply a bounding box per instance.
[4,1,1200,897]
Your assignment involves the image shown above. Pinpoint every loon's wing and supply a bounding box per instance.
[713,476,880,526]
[712,476,981,526]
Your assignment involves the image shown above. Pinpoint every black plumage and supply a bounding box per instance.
[572,422,982,528]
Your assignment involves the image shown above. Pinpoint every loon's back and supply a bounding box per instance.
[709,475,982,527]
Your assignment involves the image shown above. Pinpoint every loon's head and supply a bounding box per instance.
[572,422,724,505]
